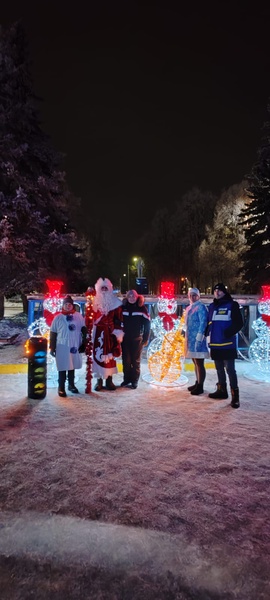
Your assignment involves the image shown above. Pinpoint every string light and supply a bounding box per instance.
[160,281,175,298]
[85,287,95,393]
[148,316,185,383]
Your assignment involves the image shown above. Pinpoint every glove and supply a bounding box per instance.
[50,350,56,357]
[78,343,86,353]
[195,340,203,352]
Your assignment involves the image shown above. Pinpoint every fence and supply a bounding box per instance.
[27,293,259,357]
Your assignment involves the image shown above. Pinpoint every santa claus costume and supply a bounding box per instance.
[92,278,124,390]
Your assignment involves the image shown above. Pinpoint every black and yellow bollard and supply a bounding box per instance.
[28,336,47,399]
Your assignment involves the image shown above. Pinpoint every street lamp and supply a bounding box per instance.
[125,257,144,291]
[132,257,144,278]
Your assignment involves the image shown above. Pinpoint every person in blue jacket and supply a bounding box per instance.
[184,287,209,395]
[121,289,150,389]
[206,283,243,408]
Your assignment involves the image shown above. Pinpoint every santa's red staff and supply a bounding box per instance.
[84,287,95,394]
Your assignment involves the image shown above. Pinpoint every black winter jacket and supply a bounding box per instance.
[122,297,151,343]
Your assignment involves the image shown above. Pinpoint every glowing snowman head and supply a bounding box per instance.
[157,297,177,315]
[258,285,270,316]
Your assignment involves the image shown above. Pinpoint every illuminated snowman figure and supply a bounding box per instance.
[248,285,270,379]
[143,281,187,386]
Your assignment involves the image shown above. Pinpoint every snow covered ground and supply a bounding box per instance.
[1,318,270,599]
[0,310,270,397]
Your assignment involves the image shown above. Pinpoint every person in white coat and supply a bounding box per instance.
[184,287,209,395]
[50,295,86,397]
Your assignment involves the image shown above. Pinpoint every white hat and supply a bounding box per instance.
[188,287,200,297]
[95,277,113,293]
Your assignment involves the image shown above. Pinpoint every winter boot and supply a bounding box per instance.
[121,380,130,387]
[58,371,67,397]
[106,376,116,391]
[68,384,79,393]
[94,378,103,391]
[188,380,198,392]
[191,383,204,395]
[68,370,79,393]
[209,383,228,399]
[231,387,240,409]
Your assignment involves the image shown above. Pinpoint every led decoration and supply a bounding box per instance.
[27,317,49,339]
[85,286,96,393]
[152,296,179,334]
[160,281,175,299]
[148,316,185,384]
[248,285,270,378]
[25,318,49,355]
[27,336,47,399]
[143,281,187,386]
[43,279,64,326]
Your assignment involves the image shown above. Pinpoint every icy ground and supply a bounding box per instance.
[1,314,270,599]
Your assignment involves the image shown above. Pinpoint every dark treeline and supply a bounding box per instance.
[0,23,269,318]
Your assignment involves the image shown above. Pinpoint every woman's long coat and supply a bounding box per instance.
[185,300,209,359]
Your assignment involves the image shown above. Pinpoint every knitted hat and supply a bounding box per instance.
[62,295,74,305]
[188,287,200,297]
[213,283,227,294]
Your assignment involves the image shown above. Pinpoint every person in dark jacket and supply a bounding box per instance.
[206,283,243,408]
[121,289,151,389]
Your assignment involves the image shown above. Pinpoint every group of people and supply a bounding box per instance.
[49,278,151,396]
[184,283,243,409]
[91,278,150,391]
[49,279,243,409]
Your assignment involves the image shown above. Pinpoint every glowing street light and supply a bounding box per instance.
[133,256,144,278]
[124,257,144,291]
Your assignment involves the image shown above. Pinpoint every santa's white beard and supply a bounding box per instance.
[93,292,115,315]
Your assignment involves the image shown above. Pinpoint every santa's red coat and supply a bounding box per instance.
[92,305,124,378]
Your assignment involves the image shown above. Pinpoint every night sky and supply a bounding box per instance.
[1,1,270,255]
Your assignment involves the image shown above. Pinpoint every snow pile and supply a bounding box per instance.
[0,314,28,343]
